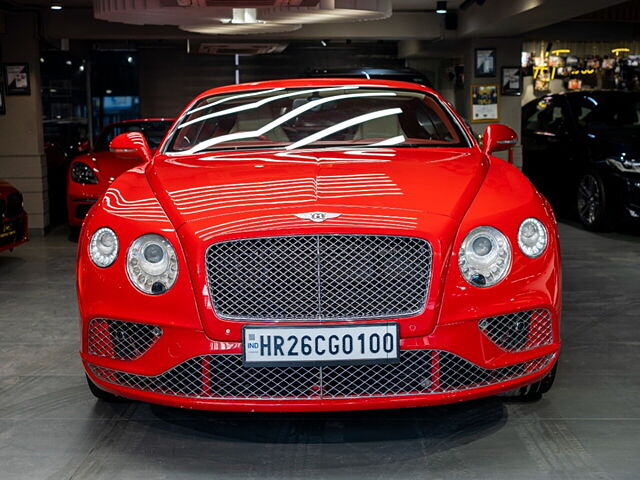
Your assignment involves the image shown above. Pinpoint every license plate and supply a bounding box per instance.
[243,323,399,367]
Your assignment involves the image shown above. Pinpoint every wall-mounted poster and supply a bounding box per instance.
[475,48,496,77]
[4,63,30,95]
[471,84,499,122]
[501,66,522,96]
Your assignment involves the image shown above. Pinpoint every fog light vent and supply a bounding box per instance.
[88,319,162,360]
[479,309,553,352]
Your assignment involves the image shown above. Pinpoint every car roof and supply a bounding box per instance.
[192,78,436,105]
[106,118,174,126]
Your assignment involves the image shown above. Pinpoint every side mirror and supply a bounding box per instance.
[482,124,518,156]
[109,132,152,162]
[78,140,91,153]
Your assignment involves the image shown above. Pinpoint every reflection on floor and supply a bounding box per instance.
[0,223,639,479]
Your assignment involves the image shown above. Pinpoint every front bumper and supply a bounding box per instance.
[0,212,28,252]
[82,310,560,412]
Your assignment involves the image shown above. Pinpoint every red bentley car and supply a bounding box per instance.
[0,180,28,253]
[77,79,561,412]
[67,118,174,229]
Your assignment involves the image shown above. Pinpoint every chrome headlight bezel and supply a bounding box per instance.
[126,234,178,295]
[89,227,119,268]
[606,156,640,173]
[458,226,512,288]
[517,217,548,258]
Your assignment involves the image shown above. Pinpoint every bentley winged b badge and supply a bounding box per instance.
[294,212,342,223]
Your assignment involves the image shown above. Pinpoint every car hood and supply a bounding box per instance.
[0,179,18,195]
[149,147,488,231]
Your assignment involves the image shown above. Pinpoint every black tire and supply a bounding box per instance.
[576,171,615,231]
[86,375,129,403]
[502,362,557,402]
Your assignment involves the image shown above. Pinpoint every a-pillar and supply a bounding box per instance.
[0,11,48,234]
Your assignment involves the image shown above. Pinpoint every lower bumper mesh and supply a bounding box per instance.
[89,351,554,400]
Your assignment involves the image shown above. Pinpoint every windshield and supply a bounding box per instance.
[95,120,173,151]
[165,87,469,154]
[568,93,640,130]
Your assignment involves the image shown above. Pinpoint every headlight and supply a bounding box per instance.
[126,234,178,295]
[458,226,511,287]
[606,157,640,173]
[71,162,99,184]
[89,227,118,267]
[518,218,548,258]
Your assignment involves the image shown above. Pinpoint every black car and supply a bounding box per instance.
[522,91,640,230]
[303,67,432,88]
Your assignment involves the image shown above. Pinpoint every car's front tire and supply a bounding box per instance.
[577,171,615,231]
[86,375,129,403]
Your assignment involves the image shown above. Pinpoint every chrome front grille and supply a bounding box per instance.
[479,309,554,352]
[89,351,554,400]
[205,235,432,321]
[88,319,162,360]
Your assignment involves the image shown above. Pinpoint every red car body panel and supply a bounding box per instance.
[77,79,561,411]
[0,179,29,252]
[66,118,174,227]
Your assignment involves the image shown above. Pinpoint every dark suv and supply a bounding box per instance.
[522,91,640,230]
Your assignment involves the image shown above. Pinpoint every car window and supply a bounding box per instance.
[523,97,551,133]
[568,94,640,129]
[166,87,469,153]
[538,103,567,134]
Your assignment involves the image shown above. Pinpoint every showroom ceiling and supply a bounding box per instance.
[6,0,465,11]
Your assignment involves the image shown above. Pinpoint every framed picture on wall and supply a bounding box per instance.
[501,66,522,96]
[475,48,496,77]
[470,84,499,123]
[4,63,30,95]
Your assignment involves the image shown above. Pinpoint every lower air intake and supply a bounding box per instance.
[88,319,162,361]
[89,350,554,400]
[479,309,554,352]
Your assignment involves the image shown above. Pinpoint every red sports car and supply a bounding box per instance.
[77,79,561,412]
[0,180,28,253]
[67,118,174,229]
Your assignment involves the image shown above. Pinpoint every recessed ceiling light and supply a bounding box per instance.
[436,1,447,14]
[50,2,63,10]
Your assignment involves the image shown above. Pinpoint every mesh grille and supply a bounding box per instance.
[479,309,554,352]
[89,351,554,400]
[205,235,432,321]
[88,319,162,360]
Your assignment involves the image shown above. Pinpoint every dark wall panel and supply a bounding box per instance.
[139,42,404,117]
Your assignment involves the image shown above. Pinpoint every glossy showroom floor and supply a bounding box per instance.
[1,223,639,479]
